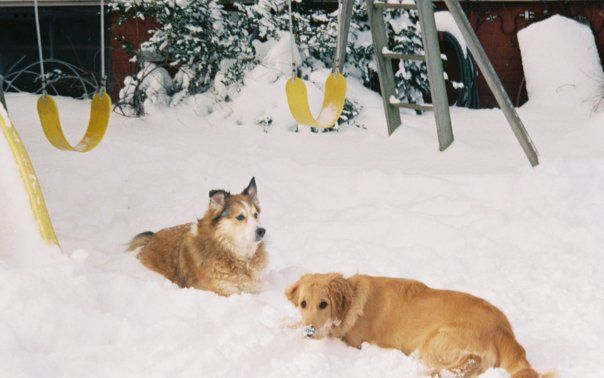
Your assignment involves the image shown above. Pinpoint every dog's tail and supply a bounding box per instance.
[126,231,154,252]
[497,330,554,378]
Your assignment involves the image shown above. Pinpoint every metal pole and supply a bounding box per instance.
[288,0,297,78]
[33,0,47,93]
[416,0,454,151]
[100,0,106,90]
[334,0,353,73]
[365,0,401,135]
[443,0,539,166]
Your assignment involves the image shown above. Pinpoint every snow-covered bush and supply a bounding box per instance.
[111,0,430,122]
[110,0,254,115]
[118,63,171,116]
[387,7,429,105]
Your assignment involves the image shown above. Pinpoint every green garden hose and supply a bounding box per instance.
[441,31,480,109]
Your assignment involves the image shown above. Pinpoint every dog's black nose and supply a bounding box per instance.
[256,227,266,239]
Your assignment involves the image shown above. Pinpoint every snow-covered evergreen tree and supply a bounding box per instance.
[111,0,253,113]
[346,2,429,106]
[111,0,430,121]
[388,8,429,105]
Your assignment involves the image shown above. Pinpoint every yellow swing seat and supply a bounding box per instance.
[286,72,346,129]
[37,91,111,152]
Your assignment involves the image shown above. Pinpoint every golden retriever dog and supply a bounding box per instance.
[127,178,267,296]
[286,273,546,378]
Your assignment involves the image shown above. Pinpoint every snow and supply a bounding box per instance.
[119,62,172,110]
[262,32,302,77]
[316,103,340,126]
[435,11,467,57]
[518,15,604,113]
[1,22,604,378]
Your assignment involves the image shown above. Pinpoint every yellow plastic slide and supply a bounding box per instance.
[0,101,59,247]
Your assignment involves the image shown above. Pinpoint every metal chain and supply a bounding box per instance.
[333,0,343,73]
[288,0,296,78]
[33,0,107,95]
[100,0,106,93]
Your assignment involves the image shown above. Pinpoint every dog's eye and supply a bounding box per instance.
[319,301,328,309]
[300,300,307,309]
[236,214,245,221]
[254,213,258,219]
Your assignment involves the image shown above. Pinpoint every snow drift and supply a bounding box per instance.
[1,17,604,376]
[518,15,604,112]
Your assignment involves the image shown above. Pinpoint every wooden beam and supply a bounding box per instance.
[443,0,539,166]
[417,0,454,151]
[365,0,402,135]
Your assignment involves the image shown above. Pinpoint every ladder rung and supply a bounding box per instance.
[390,98,434,111]
[373,1,417,10]
[382,51,426,61]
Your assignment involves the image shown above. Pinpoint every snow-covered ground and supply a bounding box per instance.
[1,15,603,378]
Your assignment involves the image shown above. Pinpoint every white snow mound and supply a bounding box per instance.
[518,15,604,112]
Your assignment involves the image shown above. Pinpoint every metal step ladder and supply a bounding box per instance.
[365,0,539,166]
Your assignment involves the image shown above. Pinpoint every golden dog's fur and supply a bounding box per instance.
[127,178,267,296]
[286,273,544,378]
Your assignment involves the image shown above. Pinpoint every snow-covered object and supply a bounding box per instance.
[120,62,171,109]
[172,65,195,105]
[434,11,467,57]
[518,15,604,112]
[262,32,301,77]
[213,59,243,101]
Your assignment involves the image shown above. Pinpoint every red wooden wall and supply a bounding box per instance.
[439,2,604,107]
[110,14,158,98]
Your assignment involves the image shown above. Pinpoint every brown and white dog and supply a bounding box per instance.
[127,178,267,296]
[286,273,546,378]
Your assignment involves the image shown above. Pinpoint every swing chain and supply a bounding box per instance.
[40,77,48,96]
[287,0,297,78]
[99,76,107,95]
[288,0,344,76]
[99,0,107,94]
[34,0,107,96]
[333,0,343,74]
[33,0,48,96]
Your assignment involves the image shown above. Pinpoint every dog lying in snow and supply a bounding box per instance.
[286,273,546,378]
[127,178,267,296]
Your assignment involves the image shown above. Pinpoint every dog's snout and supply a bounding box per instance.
[256,227,266,240]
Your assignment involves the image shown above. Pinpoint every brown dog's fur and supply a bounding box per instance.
[286,273,544,378]
[128,178,267,296]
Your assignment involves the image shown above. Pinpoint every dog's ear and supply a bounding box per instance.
[242,177,258,204]
[327,274,353,321]
[285,279,301,306]
[209,190,229,211]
